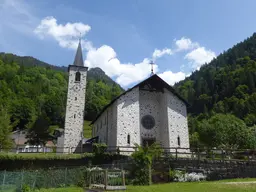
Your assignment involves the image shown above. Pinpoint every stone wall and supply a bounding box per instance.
[170,159,256,180]
[166,89,189,152]
[108,102,118,148]
[159,91,169,148]
[94,110,108,143]
[60,66,88,153]
[139,90,162,142]
[116,87,140,153]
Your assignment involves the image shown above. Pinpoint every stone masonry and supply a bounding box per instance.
[92,75,190,155]
[57,41,88,153]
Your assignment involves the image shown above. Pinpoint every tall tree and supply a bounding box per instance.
[26,112,51,146]
[0,107,13,149]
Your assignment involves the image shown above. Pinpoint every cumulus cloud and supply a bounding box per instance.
[175,37,199,51]
[185,47,216,70]
[34,16,92,50]
[34,17,215,88]
[158,71,186,85]
[152,48,172,59]
[84,45,159,87]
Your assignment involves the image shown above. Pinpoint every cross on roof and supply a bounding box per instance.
[150,60,154,75]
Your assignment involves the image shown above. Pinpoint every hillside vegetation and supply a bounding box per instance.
[175,33,256,149]
[0,53,123,147]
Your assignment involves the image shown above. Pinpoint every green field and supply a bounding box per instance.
[26,179,256,192]
[83,120,92,138]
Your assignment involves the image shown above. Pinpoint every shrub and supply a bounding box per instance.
[16,184,31,192]
[92,143,107,155]
[130,143,163,185]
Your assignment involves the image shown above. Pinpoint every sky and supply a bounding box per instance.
[1,0,256,89]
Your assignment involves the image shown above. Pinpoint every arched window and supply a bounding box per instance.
[177,136,180,147]
[127,134,130,144]
[75,72,81,82]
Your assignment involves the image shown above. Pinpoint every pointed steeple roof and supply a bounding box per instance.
[73,40,84,66]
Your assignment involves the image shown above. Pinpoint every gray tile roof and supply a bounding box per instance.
[73,41,84,66]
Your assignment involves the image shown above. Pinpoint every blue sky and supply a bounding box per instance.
[1,0,256,88]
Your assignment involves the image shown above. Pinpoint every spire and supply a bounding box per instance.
[73,38,84,66]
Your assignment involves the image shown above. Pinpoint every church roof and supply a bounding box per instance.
[90,74,189,125]
[73,40,84,66]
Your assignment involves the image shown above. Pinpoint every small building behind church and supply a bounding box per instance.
[91,74,190,153]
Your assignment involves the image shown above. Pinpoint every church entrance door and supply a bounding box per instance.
[142,138,156,147]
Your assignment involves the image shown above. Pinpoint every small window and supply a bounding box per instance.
[75,97,77,101]
[74,114,76,119]
[177,136,180,147]
[127,134,130,144]
[75,72,81,82]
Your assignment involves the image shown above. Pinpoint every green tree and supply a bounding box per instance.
[198,114,256,149]
[26,113,52,146]
[0,107,13,149]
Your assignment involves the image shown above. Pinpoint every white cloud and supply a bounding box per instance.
[34,16,216,88]
[152,48,172,59]
[158,71,186,86]
[185,47,216,70]
[175,37,199,51]
[34,16,92,50]
[85,45,159,87]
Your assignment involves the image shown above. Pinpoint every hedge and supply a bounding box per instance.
[0,152,127,171]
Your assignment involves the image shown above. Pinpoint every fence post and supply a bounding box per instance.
[64,167,67,186]
[88,171,91,189]
[20,170,24,189]
[221,149,224,162]
[104,169,108,190]
[122,170,125,186]
[197,148,200,162]
[2,170,6,187]
[175,148,178,160]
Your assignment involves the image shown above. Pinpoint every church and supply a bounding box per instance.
[57,40,190,154]
[90,74,190,153]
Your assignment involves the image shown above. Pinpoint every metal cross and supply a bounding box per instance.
[150,60,154,75]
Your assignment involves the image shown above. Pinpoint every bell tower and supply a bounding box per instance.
[57,40,88,153]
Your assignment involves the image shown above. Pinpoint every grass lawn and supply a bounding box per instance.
[37,187,84,192]
[83,120,92,138]
[33,179,256,192]
[125,181,256,192]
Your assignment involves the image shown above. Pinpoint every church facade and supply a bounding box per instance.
[91,74,190,153]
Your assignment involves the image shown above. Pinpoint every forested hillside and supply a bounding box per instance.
[175,33,256,149]
[0,53,123,147]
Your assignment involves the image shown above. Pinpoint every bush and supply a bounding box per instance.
[16,184,31,192]
[92,143,107,155]
[130,143,163,185]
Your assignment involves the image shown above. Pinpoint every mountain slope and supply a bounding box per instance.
[174,33,256,148]
[0,53,123,130]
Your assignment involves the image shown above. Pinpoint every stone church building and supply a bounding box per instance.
[57,40,190,154]
[91,74,190,153]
